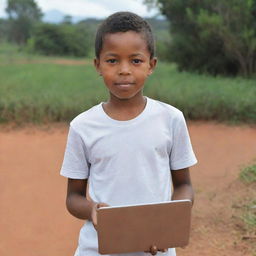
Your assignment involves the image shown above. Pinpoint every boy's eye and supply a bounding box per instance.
[106,59,117,64]
[132,59,142,64]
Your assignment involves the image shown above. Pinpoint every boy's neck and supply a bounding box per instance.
[102,94,147,121]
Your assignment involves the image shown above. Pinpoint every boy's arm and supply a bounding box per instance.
[171,167,194,205]
[66,178,108,228]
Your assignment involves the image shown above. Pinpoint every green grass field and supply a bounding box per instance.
[0,44,256,124]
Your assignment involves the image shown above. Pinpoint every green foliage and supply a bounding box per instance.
[77,17,172,60]
[0,41,33,62]
[1,15,172,59]
[194,0,256,77]
[238,164,256,237]
[147,18,172,61]
[32,23,90,57]
[62,15,73,25]
[155,34,171,61]
[6,0,42,20]
[6,0,42,44]
[240,164,256,184]
[0,19,9,42]
[146,63,256,123]
[144,0,256,77]
[0,49,255,124]
[241,199,256,229]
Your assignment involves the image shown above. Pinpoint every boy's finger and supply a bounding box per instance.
[91,202,99,229]
[159,248,168,252]
[97,202,109,208]
[93,202,109,231]
[150,245,158,255]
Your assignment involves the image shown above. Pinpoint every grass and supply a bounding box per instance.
[237,164,256,250]
[239,164,256,229]
[240,164,256,184]
[0,43,256,124]
[242,200,256,228]
[146,64,256,123]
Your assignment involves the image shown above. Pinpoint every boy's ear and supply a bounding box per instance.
[148,57,157,76]
[94,58,101,75]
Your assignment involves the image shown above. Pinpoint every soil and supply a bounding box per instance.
[0,122,255,256]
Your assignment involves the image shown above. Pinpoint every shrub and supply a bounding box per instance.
[32,23,90,57]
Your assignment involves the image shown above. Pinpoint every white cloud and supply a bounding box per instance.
[86,0,156,16]
[0,0,158,18]
[37,0,110,18]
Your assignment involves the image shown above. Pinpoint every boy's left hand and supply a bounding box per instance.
[91,202,109,230]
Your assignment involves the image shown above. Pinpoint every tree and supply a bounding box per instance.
[62,15,73,25]
[6,0,42,44]
[144,0,256,77]
[0,18,9,42]
[32,23,90,57]
[193,0,256,76]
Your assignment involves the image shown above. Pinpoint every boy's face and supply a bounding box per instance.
[94,31,157,101]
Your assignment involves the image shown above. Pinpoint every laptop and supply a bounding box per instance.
[97,199,192,255]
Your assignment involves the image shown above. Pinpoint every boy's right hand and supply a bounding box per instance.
[145,245,168,255]
[91,202,109,230]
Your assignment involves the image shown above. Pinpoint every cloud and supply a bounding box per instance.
[85,0,157,17]
[36,0,110,17]
[0,0,158,18]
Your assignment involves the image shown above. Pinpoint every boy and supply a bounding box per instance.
[60,12,197,256]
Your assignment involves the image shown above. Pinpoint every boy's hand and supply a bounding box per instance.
[145,245,168,255]
[91,202,109,230]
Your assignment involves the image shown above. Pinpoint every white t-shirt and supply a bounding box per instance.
[60,97,197,256]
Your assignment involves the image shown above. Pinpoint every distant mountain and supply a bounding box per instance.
[42,9,167,25]
[43,9,85,23]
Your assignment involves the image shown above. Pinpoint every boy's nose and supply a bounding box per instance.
[118,62,131,75]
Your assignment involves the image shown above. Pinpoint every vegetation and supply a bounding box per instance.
[31,23,90,57]
[237,164,256,253]
[144,0,256,77]
[241,199,256,229]
[0,1,255,124]
[2,0,256,77]
[6,0,42,44]
[0,3,171,59]
[0,45,255,124]
[240,164,256,184]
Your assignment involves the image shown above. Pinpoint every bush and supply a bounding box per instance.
[32,23,90,57]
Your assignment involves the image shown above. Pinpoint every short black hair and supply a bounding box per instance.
[95,12,155,59]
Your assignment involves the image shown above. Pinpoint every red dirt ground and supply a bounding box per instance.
[0,122,255,256]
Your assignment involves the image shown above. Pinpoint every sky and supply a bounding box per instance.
[0,0,159,19]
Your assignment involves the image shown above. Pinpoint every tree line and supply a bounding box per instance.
[145,0,256,77]
[1,0,256,77]
[0,0,170,60]
[0,0,97,57]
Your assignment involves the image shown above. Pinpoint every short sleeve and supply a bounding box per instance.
[170,113,197,170]
[60,125,90,179]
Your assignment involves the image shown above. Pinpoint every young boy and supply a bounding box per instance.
[60,12,197,256]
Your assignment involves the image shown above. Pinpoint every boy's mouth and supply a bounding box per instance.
[115,82,135,85]
[115,81,135,90]
[114,82,135,89]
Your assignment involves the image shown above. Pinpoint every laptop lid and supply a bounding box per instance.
[97,199,192,255]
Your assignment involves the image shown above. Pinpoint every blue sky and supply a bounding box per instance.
[0,0,159,19]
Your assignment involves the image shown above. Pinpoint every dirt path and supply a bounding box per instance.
[0,122,255,256]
